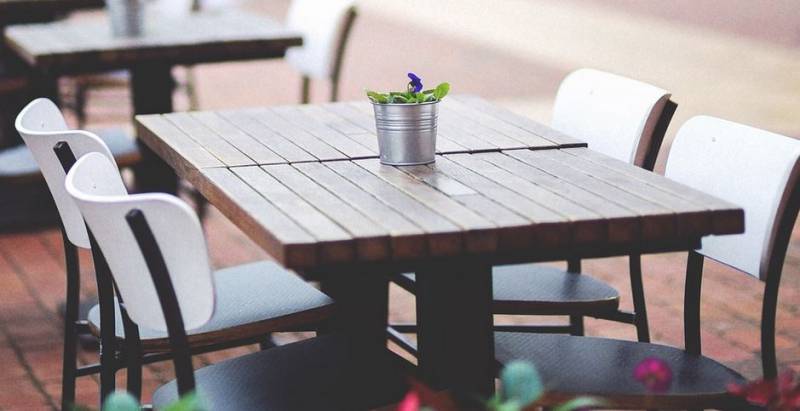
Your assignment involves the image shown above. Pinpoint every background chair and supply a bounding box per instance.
[66,153,409,410]
[391,69,677,352]
[285,0,358,103]
[495,115,800,409]
[63,0,212,126]
[17,98,333,409]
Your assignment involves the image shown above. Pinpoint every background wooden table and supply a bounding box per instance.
[4,9,302,193]
[0,0,103,26]
[136,99,744,396]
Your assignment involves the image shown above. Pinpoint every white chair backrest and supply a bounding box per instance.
[552,68,671,167]
[65,153,214,331]
[285,0,355,80]
[665,116,800,280]
[15,98,118,249]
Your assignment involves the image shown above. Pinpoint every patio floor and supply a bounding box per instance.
[1,0,799,409]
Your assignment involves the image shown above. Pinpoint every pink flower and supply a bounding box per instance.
[633,357,673,393]
[398,390,420,411]
[728,370,800,410]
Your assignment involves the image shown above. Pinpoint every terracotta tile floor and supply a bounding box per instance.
[1,0,799,409]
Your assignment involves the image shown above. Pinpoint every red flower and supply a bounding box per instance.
[398,390,420,411]
[728,370,800,410]
[633,357,673,393]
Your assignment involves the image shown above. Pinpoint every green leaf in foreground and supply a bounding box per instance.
[102,392,140,411]
[434,82,451,100]
[500,361,543,408]
[163,392,205,411]
[552,396,604,411]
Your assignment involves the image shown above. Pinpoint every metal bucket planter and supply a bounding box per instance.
[107,0,144,37]
[372,101,439,166]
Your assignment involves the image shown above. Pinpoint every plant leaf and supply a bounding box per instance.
[552,396,605,411]
[366,90,388,104]
[163,392,205,411]
[102,392,140,411]
[392,94,409,103]
[500,361,543,407]
[433,82,451,100]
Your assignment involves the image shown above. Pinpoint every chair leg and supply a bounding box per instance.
[629,254,651,342]
[74,82,88,128]
[259,334,277,350]
[120,307,142,401]
[330,76,340,102]
[301,76,311,104]
[569,315,585,336]
[566,258,585,336]
[61,236,80,411]
[184,66,200,111]
[191,187,208,222]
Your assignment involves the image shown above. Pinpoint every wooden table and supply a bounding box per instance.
[0,0,103,26]
[4,9,302,193]
[136,98,744,396]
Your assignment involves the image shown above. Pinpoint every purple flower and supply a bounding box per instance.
[634,357,673,393]
[407,72,423,93]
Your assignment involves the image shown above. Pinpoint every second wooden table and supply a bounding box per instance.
[4,9,303,192]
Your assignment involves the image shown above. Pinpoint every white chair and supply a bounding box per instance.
[66,153,409,410]
[495,116,800,409]
[16,98,333,409]
[553,68,674,169]
[285,0,358,103]
[391,69,676,351]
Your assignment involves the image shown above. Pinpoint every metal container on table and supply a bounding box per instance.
[372,101,439,166]
[107,0,143,37]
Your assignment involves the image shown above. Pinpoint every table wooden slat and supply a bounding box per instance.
[477,152,640,243]
[232,166,354,265]
[507,149,677,241]
[218,109,317,164]
[196,167,317,268]
[451,95,586,147]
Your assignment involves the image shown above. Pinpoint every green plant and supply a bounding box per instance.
[72,391,204,411]
[398,360,602,411]
[367,72,450,104]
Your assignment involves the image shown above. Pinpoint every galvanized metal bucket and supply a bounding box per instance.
[372,101,439,166]
[107,0,144,38]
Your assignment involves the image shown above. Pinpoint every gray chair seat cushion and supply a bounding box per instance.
[88,261,333,351]
[0,127,140,182]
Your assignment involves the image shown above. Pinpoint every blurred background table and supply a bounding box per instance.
[4,9,302,194]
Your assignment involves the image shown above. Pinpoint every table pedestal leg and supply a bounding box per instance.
[320,270,389,351]
[416,261,495,397]
[130,64,178,194]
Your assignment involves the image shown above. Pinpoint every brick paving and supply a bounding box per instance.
[1,1,799,409]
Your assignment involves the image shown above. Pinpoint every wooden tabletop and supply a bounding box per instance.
[3,10,302,73]
[195,150,743,269]
[136,95,586,176]
[0,0,103,26]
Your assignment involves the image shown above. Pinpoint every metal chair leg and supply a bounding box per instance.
[629,254,651,342]
[60,232,80,411]
[120,305,143,401]
[74,82,88,128]
[301,76,311,104]
[259,334,277,351]
[566,258,585,336]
